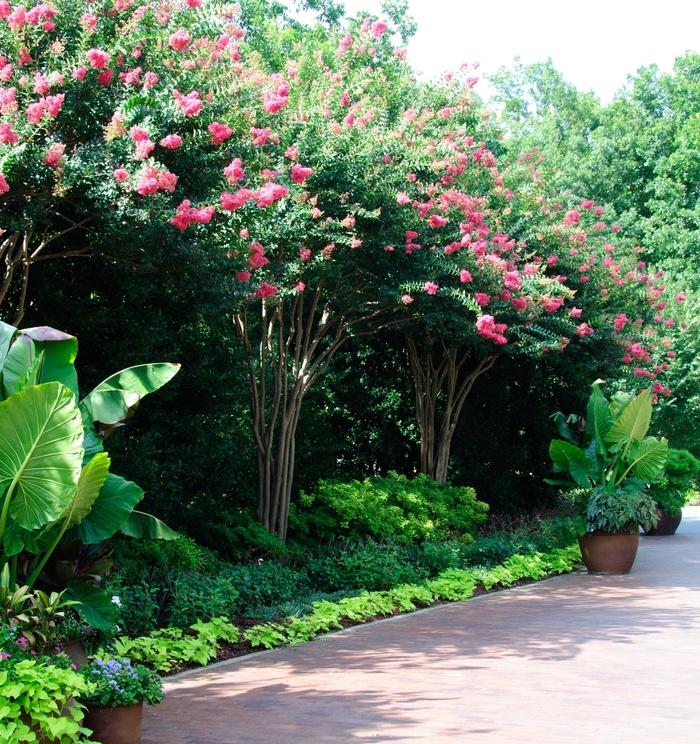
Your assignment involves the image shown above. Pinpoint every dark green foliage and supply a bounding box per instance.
[107,581,159,637]
[290,472,488,544]
[649,447,700,515]
[306,541,427,592]
[167,573,241,628]
[226,563,310,615]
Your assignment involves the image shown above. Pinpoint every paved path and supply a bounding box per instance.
[143,509,700,743]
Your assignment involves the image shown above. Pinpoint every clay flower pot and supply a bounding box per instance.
[84,702,144,744]
[643,510,682,536]
[578,532,639,574]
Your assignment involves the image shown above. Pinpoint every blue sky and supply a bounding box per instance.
[294,0,700,102]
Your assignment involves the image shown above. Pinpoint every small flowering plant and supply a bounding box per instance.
[80,658,164,708]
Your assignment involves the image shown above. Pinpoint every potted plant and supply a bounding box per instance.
[645,448,700,535]
[548,383,668,574]
[80,659,164,744]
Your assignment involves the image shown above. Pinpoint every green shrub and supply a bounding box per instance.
[290,471,488,544]
[413,541,464,575]
[167,573,241,627]
[307,541,426,592]
[650,448,700,514]
[225,563,309,616]
[107,580,160,637]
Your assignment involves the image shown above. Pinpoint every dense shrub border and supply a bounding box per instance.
[105,543,581,674]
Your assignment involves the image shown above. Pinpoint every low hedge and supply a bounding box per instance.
[103,543,581,673]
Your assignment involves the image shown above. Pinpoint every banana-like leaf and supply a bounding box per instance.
[630,437,669,482]
[605,388,652,447]
[0,383,83,530]
[65,452,111,529]
[0,321,16,373]
[120,510,178,540]
[80,363,180,435]
[586,383,612,455]
[2,327,78,399]
[65,581,116,631]
[71,474,144,544]
[549,439,597,487]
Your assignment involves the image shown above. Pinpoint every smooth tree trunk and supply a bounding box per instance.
[406,337,496,482]
[234,289,386,540]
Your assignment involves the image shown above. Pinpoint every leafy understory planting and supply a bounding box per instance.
[101,544,580,672]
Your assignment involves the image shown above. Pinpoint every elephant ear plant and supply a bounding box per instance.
[548,382,668,535]
[0,323,180,630]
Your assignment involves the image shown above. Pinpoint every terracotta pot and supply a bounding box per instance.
[84,702,144,744]
[578,532,639,574]
[643,510,682,536]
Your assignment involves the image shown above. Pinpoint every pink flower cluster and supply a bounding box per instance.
[476,315,508,345]
[170,200,216,230]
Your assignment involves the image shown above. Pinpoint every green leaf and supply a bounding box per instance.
[64,581,116,631]
[2,520,25,556]
[605,389,652,446]
[2,328,78,399]
[80,363,180,431]
[549,439,596,487]
[65,452,111,529]
[0,321,17,375]
[71,474,144,544]
[586,383,612,454]
[629,437,669,482]
[0,383,83,530]
[120,510,178,540]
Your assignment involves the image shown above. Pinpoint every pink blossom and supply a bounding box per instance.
[254,182,288,207]
[72,67,88,81]
[43,142,65,168]
[563,210,580,226]
[158,170,178,193]
[173,89,203,116]
[542,296,564,313]
[220,189,253,211]
[575,323,594,337]
[26,101,46,124]
[569,307,582,318]
[0,173,9,195]
[144,72,159,89]
[134,139,155,160]
[503,271,522,290]
[97,70,113,86]
[423,282,439,295]
[169,29,192,52]
[511,297,528,311]
[262,91,288,113]
[401,294,414,305]
[285,145,300,160]
[80,12,97,31]
[136,174,159,195]
[7,5,26,30]
[224,158,245,185]
[0,1,10,19]
[396,192,410,205]
[113,168,129,183]
[129,125,149,142]
[208,122,232,146]
[459,269,473,283]
[676,292,686,302]
[236,270,251,282]
[251,127,272,145]
[370,20,389,37]
[476,315,508,345]
[428,214,448,228]
[255,282,278,298]
[475,293,490,307]
[0,123,17,144]
[290,163,313,184]
[613,314,629,332]
[160,134,183,149]
[295,281,306,293]
[86,48,110,69]
[186,0,203,6]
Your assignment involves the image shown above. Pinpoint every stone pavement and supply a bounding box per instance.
[142,508,700,743]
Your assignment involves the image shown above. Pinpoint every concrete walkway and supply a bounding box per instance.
[142,508,700,743]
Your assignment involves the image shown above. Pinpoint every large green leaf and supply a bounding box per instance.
[586,383,612,455]
[0,321,17,375]
[549,439,597,487]
[120,510,178,540]
[2,328,78,399]
[65,452,111,529]
[605,388,652,447]
[630,437,669,482]
[72,474,143,544]
[80,363,180,431]
[0,383,83,530]
[65,581,116,631]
